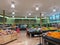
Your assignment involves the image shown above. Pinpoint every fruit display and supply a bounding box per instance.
[47,32,60,39]
[0,29,18,44]
[41,27,57,31]
[41,27,49,30]
[48,27,57,30]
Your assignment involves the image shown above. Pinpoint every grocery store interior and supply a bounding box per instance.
[0,0,60,45]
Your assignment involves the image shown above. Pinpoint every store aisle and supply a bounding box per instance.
[6,31,40,45]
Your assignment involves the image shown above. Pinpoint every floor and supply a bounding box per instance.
[6,31,40,45]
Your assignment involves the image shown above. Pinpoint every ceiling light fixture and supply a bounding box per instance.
[12,16,14,18]
[41,13,44,17]
[25,16,27,18]
[35,7,39,11]
[11,1,15,8]
[0,15,3,17]
[53,9,56,12]
[12,11,15,14]
[28,13,31,16]
[6,17,9,18]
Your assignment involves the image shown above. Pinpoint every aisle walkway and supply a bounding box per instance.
[7,31,40,45]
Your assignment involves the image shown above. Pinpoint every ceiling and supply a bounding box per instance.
[0,0,60,17]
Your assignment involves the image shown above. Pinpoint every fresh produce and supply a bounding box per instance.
[48,27,57,30]
[41,27,49,30]
[47,32,60,39]
[0,29,18,44]
[41,27,57,30]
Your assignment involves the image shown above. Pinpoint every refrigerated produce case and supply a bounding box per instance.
[43,35,60,45]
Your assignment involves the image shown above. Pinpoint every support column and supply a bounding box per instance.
[40,13,42,27]
[3,10,5,24]
[38,13,43,45]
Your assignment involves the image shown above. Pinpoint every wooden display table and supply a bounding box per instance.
[0,31,18,44]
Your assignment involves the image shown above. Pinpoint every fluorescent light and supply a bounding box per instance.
[12,16,14,18]
[5,17,9,18]
[35,7,39,11]
[11,1,15,8]
[25,16,27,18]
[0,15,3,17]
[28,13,31,15]
[12,12,15,14]
[41,13,44,17]
[0,15,9,18]
[53,9,56,12]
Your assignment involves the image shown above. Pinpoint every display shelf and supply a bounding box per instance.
[27,29,42,37]
[0,29,18,44]
[42,30,56,33]
[37,30,57,45]
[43,35,60,45]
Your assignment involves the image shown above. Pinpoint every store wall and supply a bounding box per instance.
[15,18,37,24]
[6,18,15,24]
[36,18,40,24]
[4,17,40,24]
[49,12,60,23]
[0,17,44,24]
[0,17,49,25]
[0,17,7,24]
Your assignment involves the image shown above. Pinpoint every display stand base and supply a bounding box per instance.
[37,43,42,45]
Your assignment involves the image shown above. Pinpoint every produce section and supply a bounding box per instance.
[0,0,60,45]
[43,35,60,45]
[41,27,57,31]
[0,29,17,44]
[46,31,60,39]
[41,30,60,45]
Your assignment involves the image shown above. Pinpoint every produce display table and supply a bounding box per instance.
[42,30,56,33]
[37,30,56,45]
[42,35,60,45]
[27,29,42,37]
[0,30,18,45]
[27,29,56,37]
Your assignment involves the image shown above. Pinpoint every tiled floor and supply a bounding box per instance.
[6,31,40,45]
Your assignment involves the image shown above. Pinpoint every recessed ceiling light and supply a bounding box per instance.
[12,12,15,14]
[12,16,14,18]
[28,13,31,15]
[35,7,39,11]
[11,1,15,8]
[53,9,56,12]
[41,13,44,17]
